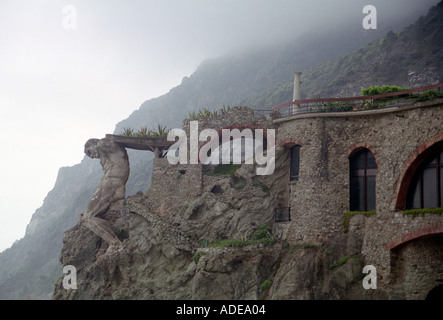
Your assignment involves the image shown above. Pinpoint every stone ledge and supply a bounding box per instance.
[273,99,443,123]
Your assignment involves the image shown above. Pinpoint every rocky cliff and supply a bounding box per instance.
[2,1,441,300]
[52,161,383,300]
[52,107,387,300]
[52,163,387,300]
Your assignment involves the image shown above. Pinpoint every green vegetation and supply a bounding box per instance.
[259,279,273,300]
[122,127,135,137]
[187,111,198,120]
[361,85,410,96]
[136,126,151,137]
[234,183,244,189]
[186,105,232,120]
[205,224,275,248]
[120,124,170,138]
[402,207,443,219]
[319,101,353,112]
[411,89,443,102]
[153,124,169,137]
[193,251,205,264]
[207,239,247,248]
[260,279,272,291]
[252,180,270,192]
[214,164,241,175]
[204,164,242,176]
[289,243,318,253]
[343,210,376,233]
[329,254,361,270]
[360,85,411,107]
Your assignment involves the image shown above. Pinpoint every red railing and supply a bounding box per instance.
[270,83,443,119]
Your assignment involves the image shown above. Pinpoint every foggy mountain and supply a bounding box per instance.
[0,1,442,299]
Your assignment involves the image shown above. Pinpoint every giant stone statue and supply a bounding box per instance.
[82,138,130,254]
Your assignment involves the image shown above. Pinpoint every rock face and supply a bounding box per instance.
[52,107,384,300]
[52,194,378,300]
[52,189,280,300]
[52,192,387,300]
[53,102,443,300]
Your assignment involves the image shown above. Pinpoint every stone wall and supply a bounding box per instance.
[182,106,274,133]
[146,106,276,218]
[143,100,443,298]
[145,159,203,217]
[274,99,443,293]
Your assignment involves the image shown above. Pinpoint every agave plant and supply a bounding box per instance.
[136,126,150,137]
[121,127,135,137]
[152,124,169,137]
[198,107,212,118]
[221,104,231,114]
[187,111,198,120]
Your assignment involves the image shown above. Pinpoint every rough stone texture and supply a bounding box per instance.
[52,196,280,300]
[53,101,443,300]
[275,99,443,298]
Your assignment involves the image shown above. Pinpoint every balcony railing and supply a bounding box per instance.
[271,83,443,120]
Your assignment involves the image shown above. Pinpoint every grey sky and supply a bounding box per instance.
[0,0,439,251]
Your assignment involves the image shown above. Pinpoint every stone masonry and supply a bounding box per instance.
[143,101,443,299]
[275,99,443,299]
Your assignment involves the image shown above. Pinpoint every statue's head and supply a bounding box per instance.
[84,138,100,159]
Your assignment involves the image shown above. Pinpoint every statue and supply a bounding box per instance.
[82,138,130,254]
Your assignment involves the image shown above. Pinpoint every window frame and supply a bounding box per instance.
[349,148,377,211]
[406,149,443,209]
[289,145,300,181]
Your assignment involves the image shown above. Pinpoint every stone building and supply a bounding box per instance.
[144,84,443,299]
[275,98,443,299]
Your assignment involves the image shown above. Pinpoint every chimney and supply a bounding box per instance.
[293,72,302,101]
[292,72,302,113]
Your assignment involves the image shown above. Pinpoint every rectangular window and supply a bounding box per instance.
[350,149,377,211]
[290,145,300,181]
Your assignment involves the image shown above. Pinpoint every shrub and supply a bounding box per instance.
[122,127,135,137]
[329,254,360,270]
[252,224,271,240]
[193,251,204,264]
[289,243,318,253]
[402,207,443,219]
[361,85,410,96]
[260,279,272,291]
[207,224,275,248]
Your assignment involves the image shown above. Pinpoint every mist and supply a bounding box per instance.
[0,0,440,252]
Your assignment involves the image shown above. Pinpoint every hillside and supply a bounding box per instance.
[0,2,442,299]
[243,1,443,108]
[114,22,391,134]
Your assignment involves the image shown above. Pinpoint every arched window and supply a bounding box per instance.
[290,145,300,181]
[350,149,377,211]
[406,148,443,209]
